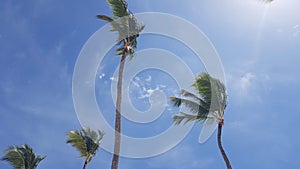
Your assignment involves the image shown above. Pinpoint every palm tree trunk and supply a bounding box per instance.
[83,159,88,169]
[111,51,126,169]
[217,119,232,169]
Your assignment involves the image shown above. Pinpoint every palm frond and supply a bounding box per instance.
[192,73,212,104]
[170,72,227,125]
[66,128,104,163]
[81,128,104,158]
[114,14,144,50]
[97,0,144,58]
[1,144,45,169]
[96,15,114,22]
[107,0,128,18]
[180,89,209,109]
[1,146,24,168]
[170,96,208,115]
[210,77,227,114]
[173,112,207,125]
[66,130,87,157]
[193,73,227,113]
[22,145,45,169]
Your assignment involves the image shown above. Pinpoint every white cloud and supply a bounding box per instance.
[99,73,105,79]
[146,89,155,95]
[130,75,163,99]
[138,86,160,99]
[226,71,262,103]
[240,72,256,93]
[110,76,117,81]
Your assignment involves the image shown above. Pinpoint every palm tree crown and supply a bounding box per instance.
[97,0,144,58]
[170,73,227,125]
[1,144,45,169]
[66,128,104,169]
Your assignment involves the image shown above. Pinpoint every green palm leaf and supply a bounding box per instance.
[180,89,210,109]
[97,0,144,57]
[66,128,104,164]
[1,144,45,169]
[173,112,207,125]
[107,0,128,18]
[66,130,87,157]
[193,73,226,113]
[170,73,227,125]
[192,73,212,104]
[170,96,209,116]
[96,15,113,22]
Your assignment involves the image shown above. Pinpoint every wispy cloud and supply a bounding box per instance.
[130,75,167,100]
[110,76,117,81]
[99,73,105,79]
[239,72,256,94]
[227,71,257,99]
[292,24,300,37]
[138,86,160,99]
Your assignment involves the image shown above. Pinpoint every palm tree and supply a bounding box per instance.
[1,144,45,169]
[96,1,144,169]
[170,73,232,169]
[66,128,104,169]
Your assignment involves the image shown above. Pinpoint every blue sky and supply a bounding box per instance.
[1,0,300,169]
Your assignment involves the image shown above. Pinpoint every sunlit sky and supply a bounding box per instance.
[1,0,300,169]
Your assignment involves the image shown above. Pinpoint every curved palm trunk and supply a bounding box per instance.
[83,159,88,169]
[111,51,126,169]
[217,119,232,169]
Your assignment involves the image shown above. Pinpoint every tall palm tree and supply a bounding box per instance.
[66,128,104,169]
[1,144,45,169]
[97,1,144,169]
[170,73,232,169]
